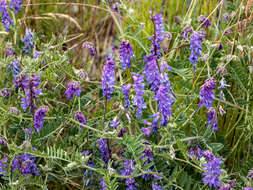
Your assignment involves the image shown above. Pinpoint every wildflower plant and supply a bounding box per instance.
[0,1,252,190]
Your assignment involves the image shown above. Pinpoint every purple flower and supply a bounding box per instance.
[64,81,81,101]
[101,54,115,100]
[0,136,6,146]
[199,15,211,27]
[118,128,127,137]
[199,78,216,109]
[149,13,165,58]
[248,168,253,179]
[110,120,120,128]
[152,182,163,190]
[150,113,160,134]
[121,160,137,190]
[225,29,232,35]
[141,127,152,136]
[140,146,153,180]
[100,178,108,190]
[0,156,8,174]
[181,26,193,40]
[122,84,131,108]
[8,59,20,78]
[189,31,205,70]
[13,74,28,91]
[132,73,146,118]
[98,138,111,164]
[0,88,10,97]
[143,55,161,92]
[244,188,253,190]
[74,111,86,130]
[25,128,33,138]
[202,151,222,189]
[82,42,96,56]
[5,47,15,56]
[219,184,231,190]
[22,28,34,55]
[154,85,173,126]
[189,146,203,159]
[11,153,39,177]
[222,13,230,21]
[119,41,134,70]
[34,106,49,132]
[0,0,14,31]
[21,74,42,113]
[207,108,218,131]
[9,0,22,14]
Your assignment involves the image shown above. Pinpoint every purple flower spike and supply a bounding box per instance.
[22,28,34,55]
[199,78,216,109]
[152,182,163,190]
[189,31,205,70]
[207,108,218,131]
[98,138,111,165]
[74,111,86,130]
[149,13,165,58]
[132,73,146,118]
[202,151,222,189]
[64,81,81,101]
[0,0,14,31]
[244,188,253,190]
[199,15,211,28]
[141,127,152,136]
[8,59,21,78]
[101,53,115,100]
[143,55,161,92]
[34,106,49,132]
[154,85,173,126]
[122,84,131,108]
[21,74,42,113]
[119,41,134,70]
[82,42,96,56]
[219,184,231,190]
[150,113,160,134]
[189,146,203,160]
[121,160,137,190]
[9,0,22,14]
[118,128,127,137]
[0,88,10,97]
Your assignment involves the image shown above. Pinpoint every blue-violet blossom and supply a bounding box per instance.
[199,78,216,109]
[199,15,211,27]
[121,160,137,190]
[8,59,20,78]
[98,138,111,165]
[74,111,86,130]
[121,84,131,108]
[64,81,81,101]
[0,0,13,31]
[22,28,34,55]
[9,0,22,14]
[34,106,49,132]
[119,41,134,70]
[207,108,218,131]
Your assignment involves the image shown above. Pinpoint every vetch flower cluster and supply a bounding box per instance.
[181,25,193,40]
[119,41,134,70]
[12,153,39,177]
[9,0,22,14]
[82,42,96,57]
[199,78,216,109]
[8,59,20,78]
[207,108,218,131]
[202,151,222,189]
[121,84,131,108]
[0,0,13,31]
[140,146,153,180]
[121,160,137,190]
[152,182,163,190]
[198,15,211,27]
[98,138,111,165]
[21,74,42,113]
[132,73,146,118]
[22,28,34,55]
[0,156,8,175]
[64,81,81,101]
[101,53,115,100]
[149,12,165,58]
[74,111,86,130]
[189,31,205,70]
[34,106,49,132]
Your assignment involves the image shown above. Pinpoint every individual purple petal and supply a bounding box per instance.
[141,127,152,136]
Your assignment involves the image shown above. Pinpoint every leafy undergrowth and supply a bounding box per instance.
[0,0,253,189]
